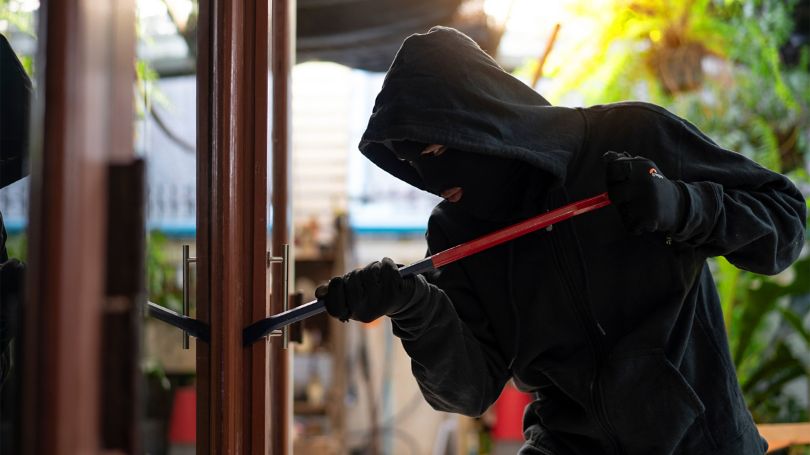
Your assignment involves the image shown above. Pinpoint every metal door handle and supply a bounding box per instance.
[182,244,197,349]
[267,244,290,348]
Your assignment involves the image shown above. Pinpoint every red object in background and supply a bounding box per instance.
[492,383,533,441]
[168,386,196,444]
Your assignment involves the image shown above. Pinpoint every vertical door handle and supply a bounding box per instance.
[267,244,290,348]
[182,244,197,349]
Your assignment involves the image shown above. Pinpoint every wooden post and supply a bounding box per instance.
[197,0,270,452]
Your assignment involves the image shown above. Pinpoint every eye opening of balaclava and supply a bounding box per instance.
[387,140,536,221]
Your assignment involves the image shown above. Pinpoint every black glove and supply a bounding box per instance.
[315,257,415,323]
[603,151,687,235]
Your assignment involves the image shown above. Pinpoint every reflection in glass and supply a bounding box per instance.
[0,1,36,453]
[136,0,200,453]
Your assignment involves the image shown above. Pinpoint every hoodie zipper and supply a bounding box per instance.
[547,198,622,454]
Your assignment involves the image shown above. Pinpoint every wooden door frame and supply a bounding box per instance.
[270,0,294,453]
[196,0,285,452]
[20,0,293,451]
[22,0,137,453]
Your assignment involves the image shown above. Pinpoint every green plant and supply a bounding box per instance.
[537,0,810,424]
[4,233,25,262]
[142,357,171,392]
[546,0,736,102]
[544,0,810,173]
[0,0,36,75]
[669,1,809,174]
[715,248,810,422]
[141,357,173,433]
[147,231,182,312]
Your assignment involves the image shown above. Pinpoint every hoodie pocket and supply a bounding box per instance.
[599,350,705,455]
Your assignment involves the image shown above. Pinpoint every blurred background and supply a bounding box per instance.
[1,0,808,454]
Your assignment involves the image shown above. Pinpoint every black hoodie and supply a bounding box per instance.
[359,27,806,455]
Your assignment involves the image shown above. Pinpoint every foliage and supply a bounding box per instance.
[551,0,733,100]
[4,233,25,261]
[134,5,170,123]
[141,357,173,419]
[547,0,810,173]
[147,231,183,313]
[144,233,186,419]
[716,250,810,423]
[539,0,810,424]
[142,357,171,391]
[0,0,37,75]
[4,232,183,313]
[667,0,809,175]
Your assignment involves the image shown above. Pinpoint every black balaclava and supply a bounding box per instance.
[390,140,537,221]
[360,27,585,220]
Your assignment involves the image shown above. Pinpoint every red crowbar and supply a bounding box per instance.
[243,192,611,345]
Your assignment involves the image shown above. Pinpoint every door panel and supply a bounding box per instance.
[137,2,203,452]
[3,0,294,452]
[0,4,37,454]
[20,0,138,453]
[197,0,278,452]
[270,0,294,452]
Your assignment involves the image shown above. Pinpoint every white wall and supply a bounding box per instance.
[292,62,451,455]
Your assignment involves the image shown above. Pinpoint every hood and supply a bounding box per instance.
[359,26,584,192]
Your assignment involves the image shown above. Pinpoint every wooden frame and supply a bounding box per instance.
[19,0,289,451]
[270,0,294,453]
[22,0,136,452]
[196,0,277,452]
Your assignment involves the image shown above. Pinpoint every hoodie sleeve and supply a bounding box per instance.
[389,219,511,417]
[644,109,807,275]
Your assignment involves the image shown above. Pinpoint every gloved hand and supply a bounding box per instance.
[315,257,415,323]
[603,151,686,235]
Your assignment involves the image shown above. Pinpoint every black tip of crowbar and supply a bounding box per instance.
[243,299,327,346]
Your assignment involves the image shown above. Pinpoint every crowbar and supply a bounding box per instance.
[147,300,210,342]
[243,192,611,345]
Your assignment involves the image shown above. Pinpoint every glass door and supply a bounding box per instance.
[136,1,203,453]
[0,2,36,453]
[1,0,294,453]
[15,0,141,453]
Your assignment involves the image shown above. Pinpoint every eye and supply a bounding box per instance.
[421,144,446,157]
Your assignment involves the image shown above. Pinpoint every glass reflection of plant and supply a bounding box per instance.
[147,231,183,313]
[0,0,37,74]
[138,1,196,314]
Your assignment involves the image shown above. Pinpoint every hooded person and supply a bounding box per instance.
[316,27,806,454]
